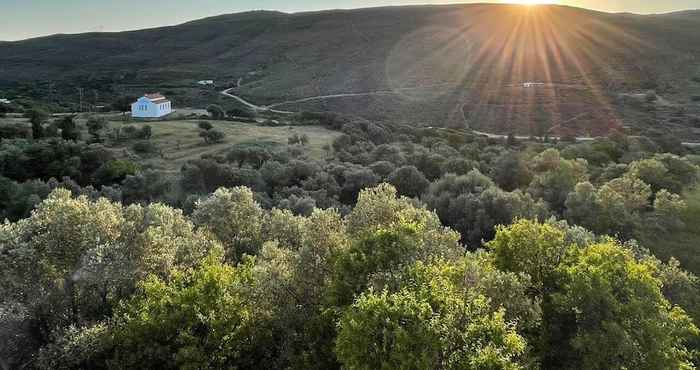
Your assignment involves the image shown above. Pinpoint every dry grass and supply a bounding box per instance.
[108,119,340,171]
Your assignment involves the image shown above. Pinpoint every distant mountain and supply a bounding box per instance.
[2,4,700,136]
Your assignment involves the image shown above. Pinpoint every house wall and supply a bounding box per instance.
[131,98,172,118]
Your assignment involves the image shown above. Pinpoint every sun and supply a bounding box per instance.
[508,0,559,5]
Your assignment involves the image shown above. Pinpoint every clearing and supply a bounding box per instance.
[112,119,341,171]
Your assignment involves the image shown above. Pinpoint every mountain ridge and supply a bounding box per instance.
[1,3,700,137]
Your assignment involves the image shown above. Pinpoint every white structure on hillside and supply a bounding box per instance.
[0,98,11,104]
[197,80,215,86]
[131,93,172,118]
[523,82,546,88]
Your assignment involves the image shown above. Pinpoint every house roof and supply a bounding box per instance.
[144,93,169,102]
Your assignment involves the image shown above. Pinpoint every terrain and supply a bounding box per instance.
[2,4,700,137]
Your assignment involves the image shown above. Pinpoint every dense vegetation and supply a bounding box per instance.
[2,4,700,367]
[2,102,700,368]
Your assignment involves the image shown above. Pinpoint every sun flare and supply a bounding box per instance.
[508,0,560,5]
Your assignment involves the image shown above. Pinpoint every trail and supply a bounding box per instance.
[221,88,294,114]
[220,85,700,148]
[267,83,453,108]
[468,129,700,148]
[221,83,452,113]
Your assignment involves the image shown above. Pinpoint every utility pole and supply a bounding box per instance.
[77,87,84,112]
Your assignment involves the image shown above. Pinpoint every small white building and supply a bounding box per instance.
[131,93,173,118]
[0,98,11,104]
[197,80,215,86]
[523,82,546,88]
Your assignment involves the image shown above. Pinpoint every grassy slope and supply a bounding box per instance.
[126,120,339,171]
[0,115,340,171]
[640,187,700,274]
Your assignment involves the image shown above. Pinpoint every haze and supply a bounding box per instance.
[2,0,699,41]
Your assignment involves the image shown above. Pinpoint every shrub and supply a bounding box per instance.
[132,140,158,154]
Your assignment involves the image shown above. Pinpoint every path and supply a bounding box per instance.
[220,88,294,114]
[220,85,700,148]
[468,129,700,148]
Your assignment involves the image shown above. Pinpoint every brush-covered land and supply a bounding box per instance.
[2,104,700,368]
[3,3,700,369]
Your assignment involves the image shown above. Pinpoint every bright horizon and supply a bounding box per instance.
[2,0,699,41]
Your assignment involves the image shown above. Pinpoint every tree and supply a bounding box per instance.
[423,171,548,247]
[336,262,527,370]
[191,187,265,262]
[200,129,225,144]
[197,121,213,131]
[136,125,152,140]
[86,116,107,142]
[0,189,221,366]
[94,159,139,185]
[106,257,275,369]
[545,242,698,369]
[487,219,569,291]
[206,104,225,120]
[226,107,256,119]
[28,108,49,139]
[528,149,588,213]
[288,133,310,146]
[58,115,80,141]
[492,152,532,191]
[387,165,429,198]
[112,95,136,113]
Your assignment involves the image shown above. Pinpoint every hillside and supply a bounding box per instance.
[2,4,700,136]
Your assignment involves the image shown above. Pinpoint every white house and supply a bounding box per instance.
[523,82,546,88]
[131,93,173,118]
[197,80,214,86]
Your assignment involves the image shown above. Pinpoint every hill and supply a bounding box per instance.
[1,4,700,137]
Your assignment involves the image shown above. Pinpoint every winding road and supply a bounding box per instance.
[220,86,700,148]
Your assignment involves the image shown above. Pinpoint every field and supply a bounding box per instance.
[125,119,340,171]
[0,115,341,172]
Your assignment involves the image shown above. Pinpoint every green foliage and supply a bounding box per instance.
[197,120,213,130]
[424,171,548,247]
[0,189,222,366]
[94,159,139,185]
[108,256,275,369]
[192,187,265,262]
[528,149,588,213]
[57,115,80,141]
[28,108,49,139]
[488,219,569,291]
[546,242,698,369]
[199,128,225,144]
[206,104,225,120]
[336,262,527,370]
[387,165,429,198]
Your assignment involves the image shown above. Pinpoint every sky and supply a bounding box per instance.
[2,0,699,41]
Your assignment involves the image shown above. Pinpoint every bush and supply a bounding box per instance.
[136,125,152,139]
[198,121,213,131]
[206,104,225,120]
[132,140,158,154]
[200,129,225,144]
[95,159,140,185]
[226,108,256,119]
